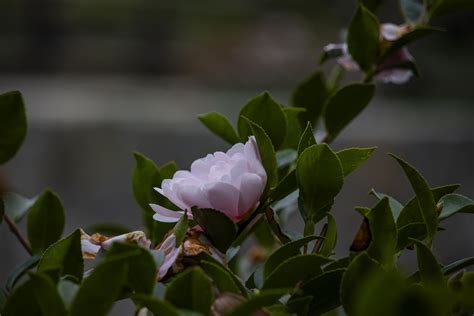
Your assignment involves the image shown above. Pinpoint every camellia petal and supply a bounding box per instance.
[151,136,267,222]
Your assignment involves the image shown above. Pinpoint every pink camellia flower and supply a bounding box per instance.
[151,136,267,222]
[323,23,415,84]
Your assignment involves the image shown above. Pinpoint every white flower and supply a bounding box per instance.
[80,230,151,259]
[151,136,267,222]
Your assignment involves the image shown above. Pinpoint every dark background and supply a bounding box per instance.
[0,1,473,313]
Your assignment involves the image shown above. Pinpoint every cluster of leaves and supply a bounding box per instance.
[1,0,474,316]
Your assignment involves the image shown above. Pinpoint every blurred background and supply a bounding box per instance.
[0,0,473,312]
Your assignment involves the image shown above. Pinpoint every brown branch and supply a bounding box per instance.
[312,224,328,254]
[4,214,33,255]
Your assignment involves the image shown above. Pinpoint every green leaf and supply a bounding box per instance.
[132,152,175,243]
[324,83,375,140]
[370,189,404,221]
[291,71,329,126]
[297,122,316,157]
[57,279,79,309]
[396,222,426,251]
[238,92,287,149]
[263,236,321,278]
[173,212,189,246]
[244,118,279,193]
[0,91,27,164]
[69,256,128,316]
[280,108,305,150]
[320,214,337,257]
[336,147,376,177]
[324,256,350,272]
[400,0,425,22]
[228,289,289,316]
[165,267,213,315]
[107,242,157,295]
[411,239,445,286]
[262,254,331,290]
[2,192,36,222]
[443,257,474,276]
[366,198,397,266]
[5,254,41,292]
[27,189,65,254]
[296,144,344,223]
[390,154,438,241]
[276,149,297,169]
[439,194,474,220]
[198,111,241,144]
[191,207,237,253]
[430,0,474,18]
[201,260,242,295]
[347,5,380,71]
[3,273,67,316]
[159,161,178,179]
[291,268,345,314]
[268,170,297,204]
[340,252,382,315]
[37,229,83,281]
[396,184,459,230]
[132,294,180,316]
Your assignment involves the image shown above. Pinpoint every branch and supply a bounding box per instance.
[4,214,33,255]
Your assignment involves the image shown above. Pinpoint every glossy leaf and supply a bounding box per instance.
[57,279,79,309]
[324,83,375,140]
[262,254,331,290]
[201,260,242,295]
[37,229,83,281]
[268,170,297,204]
[291,71,328,126]
[340,252,382,315]
[132,294,179,316]
[281,108,305,149]
[400,0,425,22]
[347,5,380,71]
[159,161,178,179]
[228,289,288,316]
[191,207,237,253]
[297,122,316,156]
[27,189,65,254]
[263,236,321,278]
[69,256,128,316]
[292,268,345,314]
[439,194,474,220]
[391,154,438,241]
[173,212,189,246]
[370,189,404,220]
[276,148,297,169]
[336,147,376,177]
[244,118,279,193]
[238,92,287,149]
[165,268,213,315]
[0,91,27,164]
[367,198,397,266]
[2,192,37,223]
[198,111,241,144]
[3,273,67,316]
[412,239,445,286]
[5,254,41,292]
[296,144,343,223]
[443,257,474,276]
[319,214,337,257]
[132,152,175,242]
[106,242,157,295]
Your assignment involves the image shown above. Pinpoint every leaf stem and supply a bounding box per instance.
[4,214,33,255]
